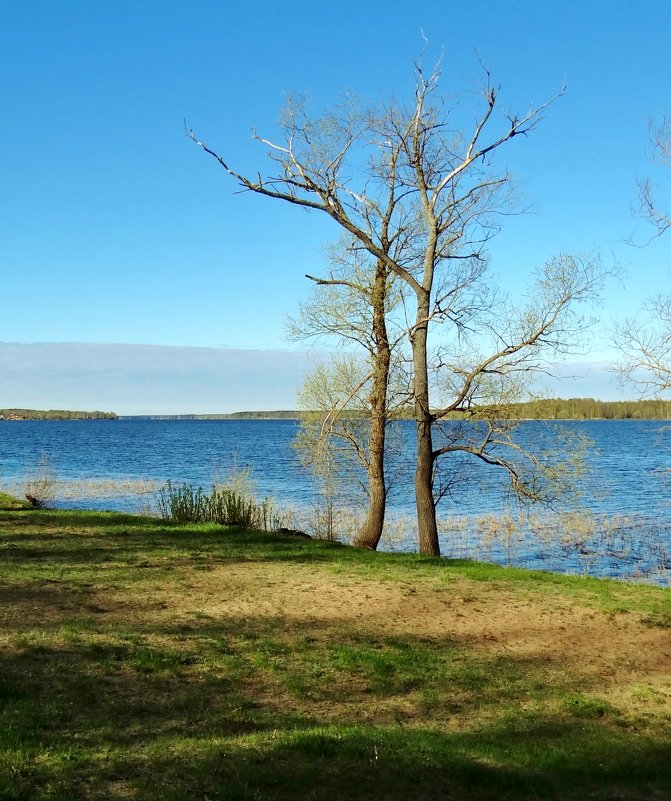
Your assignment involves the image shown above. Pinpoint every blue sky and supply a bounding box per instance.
[2,0,670,412]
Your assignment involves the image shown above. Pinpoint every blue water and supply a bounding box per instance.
[0,419,312,506]
[1,419,670,584]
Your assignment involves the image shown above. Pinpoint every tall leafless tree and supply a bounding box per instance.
[615,116,671,394]
[189,61,602,555]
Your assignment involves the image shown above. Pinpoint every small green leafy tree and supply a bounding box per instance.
[289,245,408,548]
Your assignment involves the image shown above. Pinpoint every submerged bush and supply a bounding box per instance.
[156,480,288,530]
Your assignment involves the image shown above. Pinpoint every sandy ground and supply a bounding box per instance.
[92,561,671,701]
[3,552,670,713]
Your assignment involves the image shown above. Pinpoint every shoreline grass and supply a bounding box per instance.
[1,500,670,800]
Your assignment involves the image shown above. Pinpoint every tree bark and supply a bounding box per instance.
[354,259,391,550]
[355,468,386,549]
[413,292,440,556]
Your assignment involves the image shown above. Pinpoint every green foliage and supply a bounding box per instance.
[207,484,257,527]
[391,397,671,420]
[156,482,209,522]
[494,397,671,420]
[0,491,29,511]
[208,484,283,529]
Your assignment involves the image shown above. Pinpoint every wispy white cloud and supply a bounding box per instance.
[532,360,626,401]
[0,342,321,415]
[0,344,631,416]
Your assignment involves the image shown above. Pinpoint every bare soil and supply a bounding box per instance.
[75,561,670,712]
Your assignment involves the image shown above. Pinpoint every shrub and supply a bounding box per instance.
[23,456,58,508]
[0,491,30,511]
[156,482,209,522]
[208,485,257,527]
[156,480,289,530]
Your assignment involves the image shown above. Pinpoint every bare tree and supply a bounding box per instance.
[189,60,600,555]
[293,352,406,546]
[615,116,671,394]
[614,292,671,396]
[428,253,602,510]
[635,117,671,241]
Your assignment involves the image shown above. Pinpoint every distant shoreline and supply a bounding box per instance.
[112,397,671,421]
[119,412,300,421]
[5,398,671,421]
[0,409,117,421]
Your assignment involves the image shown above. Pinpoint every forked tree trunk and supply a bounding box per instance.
[354,260,391,550]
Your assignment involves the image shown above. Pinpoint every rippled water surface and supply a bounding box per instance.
[1,419,670,583]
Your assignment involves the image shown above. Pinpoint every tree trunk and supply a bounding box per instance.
[415,416,439,555]
[412,293,440,556]
[354,260,391,550]
[355,468,386,549]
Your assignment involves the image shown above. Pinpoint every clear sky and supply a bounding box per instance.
[2,0,670,412]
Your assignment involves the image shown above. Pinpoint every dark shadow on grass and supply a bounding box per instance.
[2,514,671,799]
[0,580,102,627]
[140,722,671,801]
[1,632,670,800]
[0,509,596,582]
[0,514,374,573]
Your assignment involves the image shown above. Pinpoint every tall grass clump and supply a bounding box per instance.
[208,484,260,528]
[156,478,289,530]
[156,482,209,522]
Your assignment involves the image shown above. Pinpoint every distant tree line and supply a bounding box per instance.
[508,397,671,420]
[126,401,671,422]
[0,409,118,420]
[226,411,297,419]
[392,398,671,421]
[331,398,671,420]
[119,412,298,420]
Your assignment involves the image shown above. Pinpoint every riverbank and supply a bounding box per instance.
[1,501,670,799]
[117,396,671,420]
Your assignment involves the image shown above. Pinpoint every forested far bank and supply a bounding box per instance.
[506,397,671,420]
[397,397,671,420]
[4,400,670,423]
[0,409,118,420]
[119,411,298,420]
[239,398,671,420]
[240,398,671,420]
[123,398,671,421]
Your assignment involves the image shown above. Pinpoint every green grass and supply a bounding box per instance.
[0,492,29,511]
[0,503,670,800]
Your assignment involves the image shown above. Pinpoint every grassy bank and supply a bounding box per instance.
[1,500,670,800]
